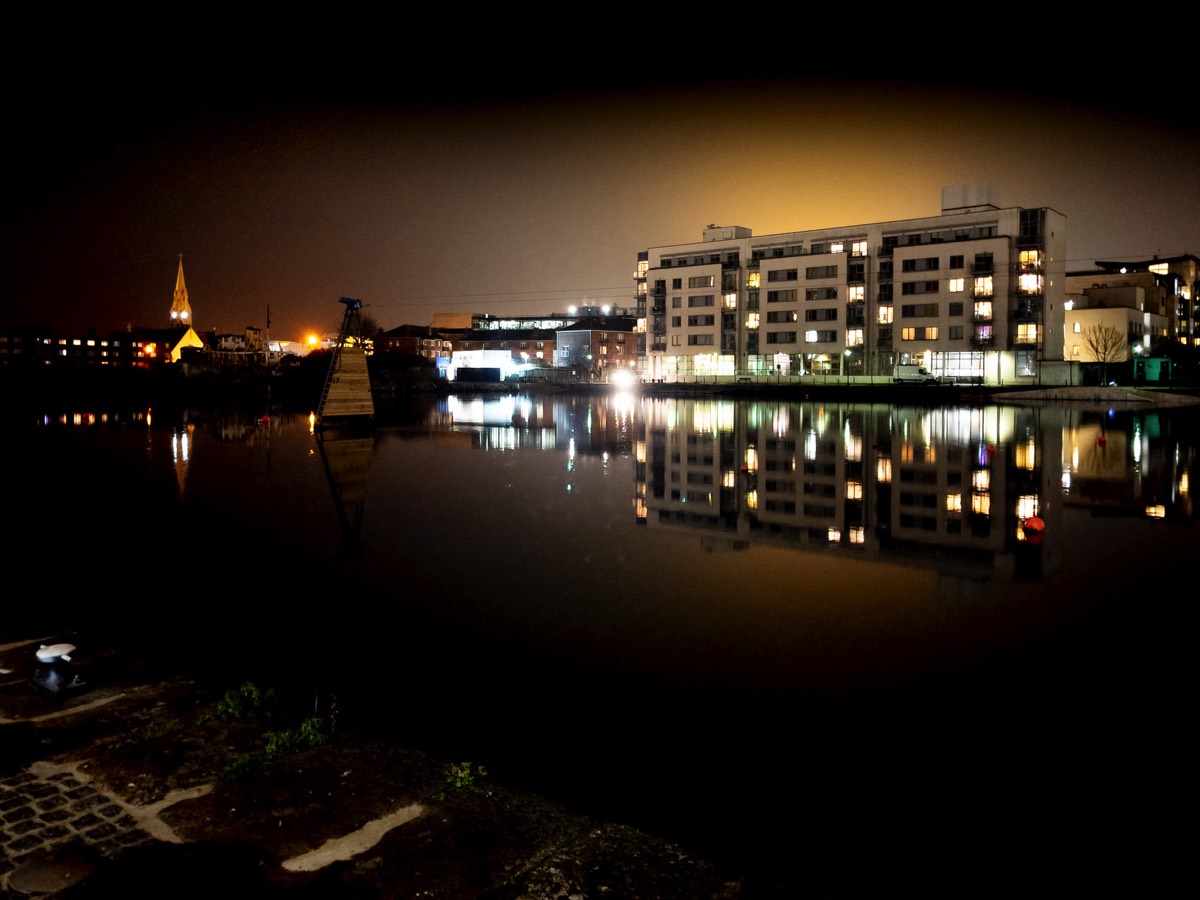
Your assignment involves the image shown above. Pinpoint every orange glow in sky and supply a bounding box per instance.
[4,70,1196,343]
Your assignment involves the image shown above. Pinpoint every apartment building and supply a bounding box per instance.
[635,186,1067,385]
[1064,254,1199,362]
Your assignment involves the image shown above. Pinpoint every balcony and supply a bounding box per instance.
[1013,301,1041,322]
[970,336,995,350]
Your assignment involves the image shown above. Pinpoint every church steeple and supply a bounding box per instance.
[169,255,193,326]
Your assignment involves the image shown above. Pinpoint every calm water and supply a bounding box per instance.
[6,390,1195,895]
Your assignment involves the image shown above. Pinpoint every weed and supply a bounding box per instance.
[216,682,275,720]
[435,761,488,799]
[219,715,331,782]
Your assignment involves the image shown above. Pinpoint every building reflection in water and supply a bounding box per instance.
[1062,408,1195,520]
[37,392,1188,601]
[630,396,1194,592]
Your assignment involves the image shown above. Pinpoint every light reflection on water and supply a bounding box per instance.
[6,392,1196,894]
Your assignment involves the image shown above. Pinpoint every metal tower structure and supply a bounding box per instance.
[316,297,375,426]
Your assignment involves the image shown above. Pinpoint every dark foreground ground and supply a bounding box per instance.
[1,633,791,899]
[4,608,1189,900]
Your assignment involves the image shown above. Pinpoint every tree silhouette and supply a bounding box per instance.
[1082,323,1128,385]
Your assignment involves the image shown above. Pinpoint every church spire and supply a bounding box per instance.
[169,255,193,326]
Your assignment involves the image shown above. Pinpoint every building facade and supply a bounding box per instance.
[378,324,455,363]
[1063,271,1170,364]
[635,186,1068,385]
[554,315,638,375]
[1065,254,1198,356]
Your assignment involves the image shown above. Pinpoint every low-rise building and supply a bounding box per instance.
[554,315,638,376]
[1065,254,1198,355]
[378,324,454,363]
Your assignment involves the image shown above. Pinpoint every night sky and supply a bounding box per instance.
[3,48,1195,344]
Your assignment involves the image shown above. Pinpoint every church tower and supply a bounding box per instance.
[169,255,193,326]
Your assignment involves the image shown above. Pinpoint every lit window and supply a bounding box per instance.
[1014,440,1035,470]
[851,241,867,257]
[1016,323,1039,343]
[1019,249,1042,267]
[849,526,865,544]
[877,306,893,325]
[948,278,964,292]
[846,328,864,347]
[1016,495,1039,519]
[974,301,993,319]
[845,431,863,461]
[848,285,865,302]
[974,276,993,296]
[972,492,991,516]
[1072,344,1080,357]
[846,480,862,500]
[1019,273,1043,293]
[747,272,761,288]
[973,469,990,491]
[946,492,962,512]
[830,242,844,254]
[724,292,738,309]
[746,312,760,329]
[876,456,892,483]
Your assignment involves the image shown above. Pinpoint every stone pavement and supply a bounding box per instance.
[0,760,157,895]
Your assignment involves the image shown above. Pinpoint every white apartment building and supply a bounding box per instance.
[635,186,1068,385]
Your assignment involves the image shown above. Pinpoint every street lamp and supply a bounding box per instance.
[843,348,852,384]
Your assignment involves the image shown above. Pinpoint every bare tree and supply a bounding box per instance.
[1082,324,1128,384]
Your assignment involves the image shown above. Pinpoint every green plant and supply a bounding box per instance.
[220,715,331,781]
[216,682,275,719]
[435,761,488,799]
[262,716,329,758]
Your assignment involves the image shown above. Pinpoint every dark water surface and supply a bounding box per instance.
[5,391,1194,896]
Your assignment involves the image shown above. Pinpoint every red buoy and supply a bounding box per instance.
[1023,516,1045,544]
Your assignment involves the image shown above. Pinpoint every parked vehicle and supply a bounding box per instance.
[892,364,939,384]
